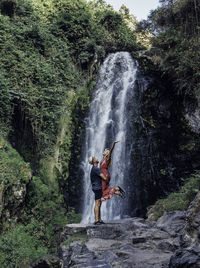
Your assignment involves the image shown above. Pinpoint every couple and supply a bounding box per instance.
[88,141,125,225]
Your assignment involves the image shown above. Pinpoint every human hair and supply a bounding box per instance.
[103,148,110,157]
[103,148,112,166]
[88,156,94,165]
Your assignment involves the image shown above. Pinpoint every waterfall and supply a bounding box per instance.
[81,52,138,223]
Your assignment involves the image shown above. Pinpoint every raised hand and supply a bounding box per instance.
[110,141,120,156]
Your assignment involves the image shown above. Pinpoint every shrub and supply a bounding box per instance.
[0,225,47,268]
[148,173,200,220]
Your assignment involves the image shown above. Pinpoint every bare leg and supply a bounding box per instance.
[94,199,101,222]
[99,200,102,221]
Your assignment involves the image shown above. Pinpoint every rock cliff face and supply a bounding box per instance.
[31,191,200,268]
[127,68,200,217]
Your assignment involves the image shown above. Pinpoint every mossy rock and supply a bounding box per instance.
[0,136,31,221]
[147,173,200,221]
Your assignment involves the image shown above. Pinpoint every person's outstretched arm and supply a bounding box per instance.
[109,140,119,158]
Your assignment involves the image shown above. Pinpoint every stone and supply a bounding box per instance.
[185,109,200,134]
[157,211,186,237]
[86,224,123,240]
[60,223,88,242]
[169,243,200,268]
[186,191,200,242]
[39,204,200,268]
[59,218,178,267]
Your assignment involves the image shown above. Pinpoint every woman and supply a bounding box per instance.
[100,141,125,201]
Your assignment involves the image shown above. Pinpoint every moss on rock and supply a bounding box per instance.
[147,173,200,221]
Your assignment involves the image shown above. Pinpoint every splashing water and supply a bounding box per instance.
[81,52,138,223]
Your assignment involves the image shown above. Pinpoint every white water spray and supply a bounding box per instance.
[81,52,137,223]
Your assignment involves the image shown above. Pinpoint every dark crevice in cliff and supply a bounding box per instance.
[8,99,38,171]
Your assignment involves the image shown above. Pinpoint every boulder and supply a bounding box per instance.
[186,191,200,242]
[169,243,200,268]
[157,211,186,237]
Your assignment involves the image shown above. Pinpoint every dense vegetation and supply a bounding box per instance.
[141,0,200,98]
[0,0,139,160]
[0,0,200,265]
[134,0,200,219]
[0,0,139,266]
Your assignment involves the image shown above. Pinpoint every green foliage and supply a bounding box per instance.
[148,173,200,220]
[0,225,47,268]
[22,175,81,251]
[0,135,81,266]
[0,0,139,163]
[0,10,79,159]
[0,71,12,135]
[146,0,200,97]
[160,169,167,175]
[0,142,30,180]
[0,1,140,265]
[0,137,30,216]
[61,231,88,246]
[91,6,139,52]
[66,209,82,223]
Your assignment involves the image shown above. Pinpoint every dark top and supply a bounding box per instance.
[90,166,102,190]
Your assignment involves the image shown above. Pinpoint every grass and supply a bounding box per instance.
[147,172,200,221]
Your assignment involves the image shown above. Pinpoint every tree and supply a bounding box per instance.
[159,0,176,7]
[0,0,17,17]
[119,4,130,16]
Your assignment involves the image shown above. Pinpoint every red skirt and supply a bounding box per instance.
[101,175,116,202]
[100,158,116,201]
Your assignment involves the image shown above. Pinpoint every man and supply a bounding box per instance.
[88,156,107,225]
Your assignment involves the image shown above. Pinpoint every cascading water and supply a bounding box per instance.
[81,52,138,223]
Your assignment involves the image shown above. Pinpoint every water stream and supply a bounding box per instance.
[81,52,138,223]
